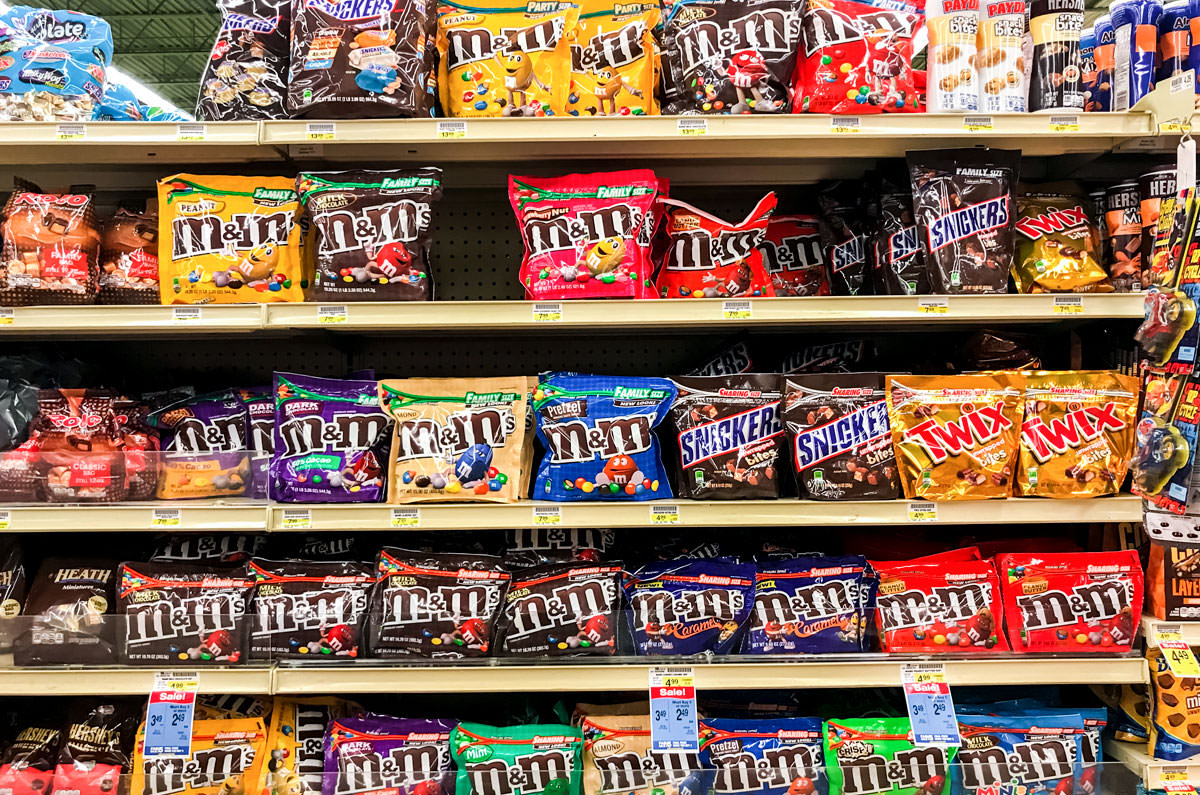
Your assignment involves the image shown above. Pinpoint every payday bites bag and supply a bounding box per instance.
[824,719,955,795]
[247,558,374,660]
[583,711,705,795]
[743,555,869,654]
[323,716,456,795]
[624,558,755,655]
[657,195,777,299]
[872,559,1007,652]
[379,377,528,503]
[700,719,826,795]
[132,717,267,795]
[660,0,802,115]
[451,724,582,795]
[497,562,622,656]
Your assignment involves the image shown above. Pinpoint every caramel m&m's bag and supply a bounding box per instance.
[657,194,777,299]
[885,373,1024,500]
[132,717,267,795]
[1017,370,1140,498]
[570,1,659,116]
[872,558,1008,652]
[437,1,578,117]
[157,175,303,304]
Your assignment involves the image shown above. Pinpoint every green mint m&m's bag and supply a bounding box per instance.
[824,718,955,795]
[451,723,583,795]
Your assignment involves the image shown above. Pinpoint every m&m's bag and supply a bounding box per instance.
[570,1,660,116]
[824,719,955,795]
[657,194,777,299]
[871,557,1008,652]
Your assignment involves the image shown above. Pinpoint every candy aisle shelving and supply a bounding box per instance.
[1107,740,1198,791]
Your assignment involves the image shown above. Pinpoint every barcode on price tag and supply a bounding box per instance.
[677,118,708,136]
[176,123,206,141]
[1053,295,1083,314]
[908,502,938,522]
[1155,624,1200,676]
[533,302,563,323]
[152,509,182,528]
[651,506,680,525]
[831,116,861,133]
[533,506,562,525]
[144,672,198,758]
[280,509,311,529]
[437,120,467,139]
[963,115,993,131]
[0,308,13,326]
[722,300,752,319]
[172,307,202,323]
[901,663,961,746]
[918,297,949,314]
[391,508,420,528]
[317,305,348,325]
[0,511,11,531]
[55,123,86,140]
[1173,73,1194,93]
[649,667,698,751]
[306,122,336,140]
[1049,115,1080,132]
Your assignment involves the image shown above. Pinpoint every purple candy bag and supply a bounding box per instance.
[323,715,457,795]
[741,555,868,655]
[271,373,392,503]
[150,389,252,500]
[237,387,273,500]
[624,559,755,655]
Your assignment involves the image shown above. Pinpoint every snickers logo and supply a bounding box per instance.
[794,401,890,468]
[927,196,1009,252]
[679,404,783,468]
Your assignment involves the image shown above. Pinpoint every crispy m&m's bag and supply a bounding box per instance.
[886,373,1024,500]
[742,555,869,654]
[624,558,755,655]
[533,374,675,501]
[451,723,582,795]
[437,1,578,117]
[570,1,660,116]
[997,551,1142,653]
[132,717,267,795]
[824,719,955,795]
[510,171,660,300]
[657,195,777,299]
[871,558,1008,652]
[700,719,826,795]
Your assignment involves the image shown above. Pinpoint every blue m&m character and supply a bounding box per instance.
[455,444,493,483]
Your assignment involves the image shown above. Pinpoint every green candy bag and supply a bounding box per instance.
[451,722,583,795]
[824,718,955,795]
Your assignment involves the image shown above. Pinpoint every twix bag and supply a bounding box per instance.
[1017,370,1140,498]
[885,373,1024,500]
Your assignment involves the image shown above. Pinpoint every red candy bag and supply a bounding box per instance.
[657,194,777,299]
[758,214,829,296]
[872,558,1009,652]
[510,170,660,300]
[997,551,1142,653]
[794,0,923,114]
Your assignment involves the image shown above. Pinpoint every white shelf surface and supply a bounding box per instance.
[1107,738,1200,789]
[0,501,269,532]
[0,666,273,695]
[0,304,265,334]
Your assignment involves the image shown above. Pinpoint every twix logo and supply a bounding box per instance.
[903,401,1011,464]
[1021,401,1126,463]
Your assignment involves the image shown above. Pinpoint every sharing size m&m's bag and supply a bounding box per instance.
[824,719,955,795]
[997,551,1142,653]
[657,194,777,299]
[700,718,826,795]
[533,374,675,501]
[451,723,582,795]
[871,558,1008,652]
[743,555,870,654]
[323,716,456,795]
[510,171,660,300]
[954,713,1086,795]
[759,215,829,296]
[132,717,267,795]
[625,558,755,655]
[437,1,578,117]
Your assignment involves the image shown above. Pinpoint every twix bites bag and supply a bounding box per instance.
[885,374,1024,500]
[1017,370,1139,498]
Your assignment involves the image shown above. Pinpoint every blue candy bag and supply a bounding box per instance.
[742,556,868,654]
[625,559,755,655]
[533,374,675,502]
[984,703,1105,795]
[0,7,113,121]
[954,713,1085,795]
[700,718,826,795]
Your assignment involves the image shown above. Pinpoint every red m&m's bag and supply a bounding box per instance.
[998,551,1142,653]
[759,214,829,296]
[510,170,660,300]
[872,558,1009,652]
[656,194,777,299]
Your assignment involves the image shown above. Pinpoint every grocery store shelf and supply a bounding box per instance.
[1107,738,1198,789]
[0,666,273,695]
[269,495,1143,532]
[0,121,266,165]
[1142,616,1200,647]
[274,656,1148,694]
[266,294,1145,332]
[0,501,268,532]
[0,304,265,335]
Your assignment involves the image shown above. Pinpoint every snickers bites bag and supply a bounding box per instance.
[118,562,253,665]
[324,715,456,795]
[450,723,582,795]
[15,558,117,666]
[368,548,510,658]
[297,168,443,302]
[1014,194,1109,293]
[496,562,622,656]
[886,373,1024,500]
[783,374,899,501]
[51,701,138,795]
[247,559,375,660]
[667,375,785,500]
[624,558,755,655]
[1017,370,1140,498]
[197,0,291,121]
[908,148,1020,294]
[742,555,869,654]
[132,717,267,795]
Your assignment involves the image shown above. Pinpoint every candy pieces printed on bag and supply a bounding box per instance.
[569,1,660,116]
[1014,193,1109,294]
[582,711,705,795]
[497,562,623,656]
[247,558,374,660]
[977,0,1028,112]
[742,555,869,654]
[260,698,361,795]
[657,194,777,299]
[451,723,582,795]
[824,718,956,795]
[197,0,291,121]
[132,717,267,795]
[1149,647,1200,761]
[699,718,826,795]
[150,390,252,501]
[871,557,1008,653]
[954,713,1086,795]
[1,189,101,306]
[323,716,456,795]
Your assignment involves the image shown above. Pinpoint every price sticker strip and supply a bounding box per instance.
[144,672,199,757]
[649,667,699,752]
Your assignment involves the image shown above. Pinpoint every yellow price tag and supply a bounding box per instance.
[1053,296,1083,314]
[391,509,420,528]
[317,305,348,325]
[437,121,467,139]
[963,115,994,132]
[152,509,181,527]
[280,509,311,529]
[533,302,563,323]
[0,308,13,326]
[0,511,10,530]
[661,675,694,687]
[533,507,562,526]
[908,502,938,522]
[831,116,861,133]
[722,300,752,320]
[306,122,336,141]
[677,118,708,136]
[918,297,949,314]
[651,506,680,525]
[1049,115,1080,133]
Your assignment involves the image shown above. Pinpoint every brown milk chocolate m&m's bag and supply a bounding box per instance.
[886,373,1024,500]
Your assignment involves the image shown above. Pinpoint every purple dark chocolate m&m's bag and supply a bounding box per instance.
[323,715,457,795]
[624,559,755,655]
[271,373,392,503]
[742,556,869,655]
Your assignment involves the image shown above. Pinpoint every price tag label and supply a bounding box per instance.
[1163,782,1197,793]
[1049,115,1080,133]
[306,122,336,141]
[1155,625,1200,676]
[908,502,938,522]
[0,511,10,531]
[918,296,949,314]
[152,509,182,528]
[144,672,198,758]
[1053,295,1084,314]
[651,506,680,525]
[533,506,562,526]
[55,123,86,141]
[533,302,563,323]
[176,123,206,142]
[963,115,993,131]
[437,120,468,139]
[280,509,311,529]
[1180,136,1197,191]
[722,300,752,320]
[677,118,708,136]
[831,116,861,133]
[649,667,698,752]
[1164,768,1194,783]
[172,307,202,323]
[391,508,421,528]
[0,308,13,326]
[317,305,349,325]
[1172,73,1194,94]
[901,664,962,746]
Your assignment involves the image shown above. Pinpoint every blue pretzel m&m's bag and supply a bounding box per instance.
[700,718,827,795]
[625,558,755,655]
[742,555,869,654]
[533,374,675,501]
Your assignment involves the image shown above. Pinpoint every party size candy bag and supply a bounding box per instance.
[1149,647,1200,761]
[368,548,510,658]
[50,702,138,795]
[247,559,374,660]
[451,723,582,795]
[0,8,113,122]
[583,711,705,795]
[1,189,101,306]
[533,374,675,501]
[323,716,456,795]
[496,561,623,656]
[657,195,777,299]
[625,558,755,655]
[510,170,660,300]
[197,0,290,121]
[759,215,828,296]
[0,721,61,795]
[132,717,267,795]
[817,182,870,296]
[871,558,1008,652]
[824,719,955,795]
[272,373,392,503]
[151,390,252,500]
[437,1,578,117]
[699,718,826,795]
[743,555,869,655]
[954,713,1085,795]
[570,1,660,116]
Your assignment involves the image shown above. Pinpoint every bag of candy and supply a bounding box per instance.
[656,194,777,299]
[496,561,622,656]
[872,558,1008,652]
[451,723,582,795]
[699,718,825,795]
[569,1,660,117]
[0,8,113,122]
[743,555,869,654]
[759,215,828,296]
[625,558,755,655]
[824,718,955,795]
[323,716,456,795]
[954,713,1085,795]
[197,0,290,121]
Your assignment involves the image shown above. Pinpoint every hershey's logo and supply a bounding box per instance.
[278,411,390,459]
[1021,401,1126,463]
[542,413,653,464]
[679,403,782,468]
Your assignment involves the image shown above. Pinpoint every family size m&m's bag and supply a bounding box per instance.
[451,723,582,795]
[824,719,955,795]
[997,551,1142,653]
[570,1,660,116]
[510,171,661,300]
[871,558,1008,652]
[700,718,826,795]
[437,1,578,117]
[533,374,675,501]
[657,194,777,299]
